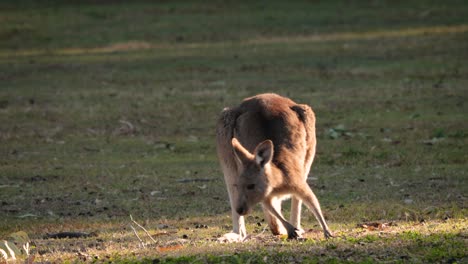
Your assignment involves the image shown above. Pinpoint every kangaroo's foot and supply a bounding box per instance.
[217,232,247,243]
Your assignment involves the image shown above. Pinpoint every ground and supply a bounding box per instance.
[0,0,467,263]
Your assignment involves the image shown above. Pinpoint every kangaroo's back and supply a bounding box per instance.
[219,93,315,178]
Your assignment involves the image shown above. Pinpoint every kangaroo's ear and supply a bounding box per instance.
[254,140,274,167]
[232,138,254,165]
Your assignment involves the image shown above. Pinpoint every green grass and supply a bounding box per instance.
[3,0,468,50]
[1,0,467,263]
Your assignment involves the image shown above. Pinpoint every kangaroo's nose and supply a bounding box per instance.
[236,206,247,215]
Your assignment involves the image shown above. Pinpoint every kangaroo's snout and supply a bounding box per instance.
[236,206,248,215]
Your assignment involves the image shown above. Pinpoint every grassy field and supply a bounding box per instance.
[1,0,467,263]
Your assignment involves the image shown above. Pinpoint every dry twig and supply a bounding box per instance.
[129,224,145,248]
[129,215,158,245]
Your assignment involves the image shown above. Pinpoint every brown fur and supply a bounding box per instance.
[216,93,332,239]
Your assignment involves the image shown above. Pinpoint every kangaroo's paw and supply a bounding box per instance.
[324,229,334,239]
[217,232,246,243]
[287,227,302,240]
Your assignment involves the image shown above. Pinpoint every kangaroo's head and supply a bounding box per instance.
[231,137,274,215]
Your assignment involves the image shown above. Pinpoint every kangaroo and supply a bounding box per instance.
[216,93,332,241]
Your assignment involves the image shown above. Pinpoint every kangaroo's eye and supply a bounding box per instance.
[246,184,255,190]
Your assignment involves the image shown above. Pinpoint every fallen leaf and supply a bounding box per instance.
[157,244,184,252]
[357,222,395,231]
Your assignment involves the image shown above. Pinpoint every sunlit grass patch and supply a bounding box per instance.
[2,24,468,59]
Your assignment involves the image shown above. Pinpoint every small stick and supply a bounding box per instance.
[130,215,158,244]
[129,224,145,248]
